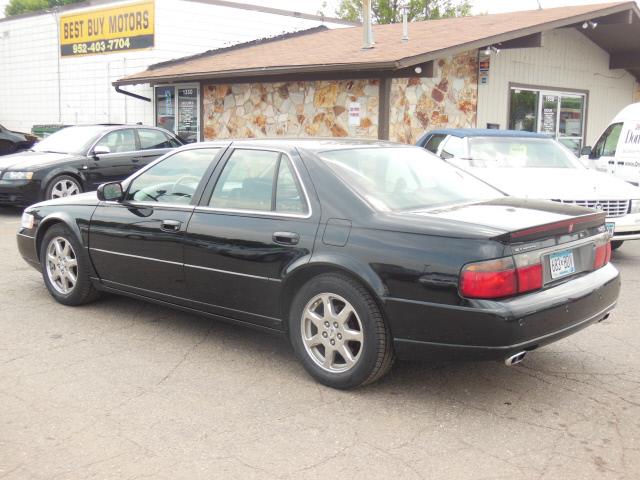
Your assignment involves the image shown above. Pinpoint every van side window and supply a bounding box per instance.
[592,123,623,159]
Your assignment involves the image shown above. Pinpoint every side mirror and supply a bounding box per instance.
[97,182,124,202]
[440,151,454,160]
[92,146,111,158]
[580,146,592,157]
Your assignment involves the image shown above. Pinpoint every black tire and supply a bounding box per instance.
[289,273,394,389]
[45,175,83,201]
[40,223,100,306]
[611,241,624,251]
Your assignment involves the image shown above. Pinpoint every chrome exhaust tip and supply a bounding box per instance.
[504,351,527,367]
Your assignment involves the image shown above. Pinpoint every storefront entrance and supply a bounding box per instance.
[154,84,200,143]
[509,85,587,154]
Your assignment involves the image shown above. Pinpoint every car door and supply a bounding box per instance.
[589,123,623,177]
[183,146,319,329]
[89,147,223,302]
[134,128,182,172]
[85,128,140,189]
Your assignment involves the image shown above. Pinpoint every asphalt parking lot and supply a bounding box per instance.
[1,207,639,480]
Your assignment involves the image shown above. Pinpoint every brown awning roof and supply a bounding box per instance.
[115,1,640,86]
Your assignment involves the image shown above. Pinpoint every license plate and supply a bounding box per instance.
[549,250,576,280]
[606,222,615,237]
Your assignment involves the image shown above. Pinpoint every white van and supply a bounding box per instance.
[582,102,640,185]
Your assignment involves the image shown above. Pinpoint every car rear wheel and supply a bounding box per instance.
[46,175,82,200]
[289,273,394,389]
[40,224,99,306]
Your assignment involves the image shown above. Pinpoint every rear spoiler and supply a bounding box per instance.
[495,212,606,243]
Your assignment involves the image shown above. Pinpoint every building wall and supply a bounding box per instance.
[0,0,347,132]
[635,82,640,103]
[388,51,478,144]
[476,28,637,145]
[203,80,379,140]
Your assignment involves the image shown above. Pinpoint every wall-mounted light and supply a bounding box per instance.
[414,66,422,74]
[483,45,500,55]
[582,20,598,29]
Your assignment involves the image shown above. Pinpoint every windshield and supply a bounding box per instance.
[33,126,106,154]
[463,137,581,169]
[319,147,501,212]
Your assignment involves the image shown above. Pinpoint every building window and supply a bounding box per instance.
[509,86,586,154]
[154,84,200,143]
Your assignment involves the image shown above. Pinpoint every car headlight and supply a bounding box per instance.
[21,211,35,229]
[631,200,640,214]
[3,171,34,180]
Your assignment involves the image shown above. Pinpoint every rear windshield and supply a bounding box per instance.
[319,147,501,212]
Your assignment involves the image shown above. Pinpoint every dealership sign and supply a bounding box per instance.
[59,1,154,56]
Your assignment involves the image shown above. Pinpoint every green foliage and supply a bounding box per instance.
[4,0,82,17]
[337,0,472,23]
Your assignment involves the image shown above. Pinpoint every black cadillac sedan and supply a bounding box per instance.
[0,124,182,206]
[17,139,620,389]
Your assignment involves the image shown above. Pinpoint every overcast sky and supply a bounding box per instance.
[0,0,637,20]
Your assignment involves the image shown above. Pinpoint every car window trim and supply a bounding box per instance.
[198,146,313,219]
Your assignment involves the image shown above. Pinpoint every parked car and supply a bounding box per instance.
[580,102,640,185]
[0,124,38,155]
[18,139,619,389]
[417,129,640,249]
[0,124,183,206]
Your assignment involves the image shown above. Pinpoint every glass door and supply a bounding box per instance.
[509,87,586,155]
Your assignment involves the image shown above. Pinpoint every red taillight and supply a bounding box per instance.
[516,263,543,293]
[460,257,542,299]
[593,240,611,269]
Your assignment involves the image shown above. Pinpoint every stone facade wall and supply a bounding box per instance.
[203,79,379,140]
[389,51,478,144]
[635,82,640,103]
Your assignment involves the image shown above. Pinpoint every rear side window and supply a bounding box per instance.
[95,129,137,153]
[138,129,180,150]
[126,148,219,204]
[424,134,446,154]
[210,149,307,214]
[592,123,623,158]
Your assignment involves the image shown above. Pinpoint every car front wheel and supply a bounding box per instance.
[289,273,395,389]
[40,224,99,306]
[46,175,82,200]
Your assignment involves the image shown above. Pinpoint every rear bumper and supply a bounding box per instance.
[385,263,620,362]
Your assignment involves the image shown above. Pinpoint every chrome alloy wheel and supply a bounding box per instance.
[50,179,80,199]
[301,293,364,373]
[45,236,78,294]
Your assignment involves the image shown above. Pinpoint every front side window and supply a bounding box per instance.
[95,129,137,153]
[440,136,465,158]
[210,149,306,214]
[138,129,179,150]
[592,123,623,159]
[320,147,500,212]
[126,148,219,204]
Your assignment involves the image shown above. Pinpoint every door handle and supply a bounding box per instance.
[132,157,141,163]
[161,220,182,233]
[273,231,299,245]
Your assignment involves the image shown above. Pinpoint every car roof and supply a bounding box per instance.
[189,137,408,152]
[424,128,552,139]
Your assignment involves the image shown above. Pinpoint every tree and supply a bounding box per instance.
[4,0,82,17]
[337,0,472,24]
